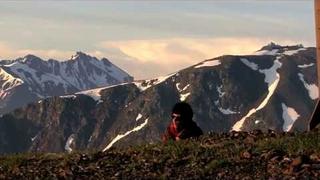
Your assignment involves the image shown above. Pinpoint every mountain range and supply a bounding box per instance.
[0,43,317,154]
[0,52,133,114]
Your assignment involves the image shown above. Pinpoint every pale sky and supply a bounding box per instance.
[0,1,315,79]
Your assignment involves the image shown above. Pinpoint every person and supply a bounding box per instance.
[162,102,203,142]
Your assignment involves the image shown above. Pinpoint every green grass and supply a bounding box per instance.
[0,130,319,178]
[254,132,320,155]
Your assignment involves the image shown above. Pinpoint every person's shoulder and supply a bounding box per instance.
[189,121,203,134]
[194,122,203,134]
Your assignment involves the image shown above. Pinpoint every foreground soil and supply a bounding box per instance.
[0,128,319,179]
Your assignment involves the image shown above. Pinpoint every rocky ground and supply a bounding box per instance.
[0,127,319,179]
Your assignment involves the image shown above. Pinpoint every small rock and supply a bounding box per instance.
[231,132,240,138]
[291,155,309,167]
[242,151,251,159]
[310,153,319,161]
[80,154,89,161]
[270,156,281,162]
[264,149,284,160]
[217,171,226,178]
[301,164,311,169]
[283,157,291,163]
[291,158,302,167]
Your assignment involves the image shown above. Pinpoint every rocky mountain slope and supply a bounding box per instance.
[0,128,319,179]
[0,43,317,154]
[0,52,133,114]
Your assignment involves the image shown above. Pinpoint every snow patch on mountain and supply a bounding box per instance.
[281,103,300,132]
[216,85,225,98]
[180,92,191,101]
[134,73,175,91]
[133,81,153,92]
[259,58,282,86]
[103,118,149,151]
[4,62,69,92]
[65,134,75,153]
[252,49,278,56]
[60,95,77,99]
[76,87,106,102]
[218,107,239,115]
[214,85,239,115]
[255,120,261,124]
[176,83,191,101]
[96,82,130,91]
[0,68,24,90]
[298,73,319,100]
[232,57,282,131]
[240,58,259,71]
[70,54,79,60]
[195,60,221,68]
[61,82,129,101]
[31,133,39,142]
[176,83,190,92]
[283,48,306,56]
[88,135,93,143]
[176,83,181,91]
[0,68,24,99]
[298,63,314,69]
[182,84,190,91]
[89,58,129,83]
[136,113,142,121]
[58,63,81,89]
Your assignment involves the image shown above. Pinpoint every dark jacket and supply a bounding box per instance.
[162,120,203,142]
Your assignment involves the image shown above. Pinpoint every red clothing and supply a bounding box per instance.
[162,121,179,142]
[162,120,203,143]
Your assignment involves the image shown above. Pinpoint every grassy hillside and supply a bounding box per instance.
[0,128,319,179]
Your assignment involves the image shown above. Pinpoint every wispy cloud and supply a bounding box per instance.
[0,42,74,60]
[96,37,300,78]
[99,37,298,65]
[0,37,301,79]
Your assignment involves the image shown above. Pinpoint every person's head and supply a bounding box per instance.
[171,102,193,130]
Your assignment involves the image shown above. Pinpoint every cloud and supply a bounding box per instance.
[0,37,303,80]
[0,42,74,60]
[88,48,173,80]
[17,49,74,60]
[98,37,299,78]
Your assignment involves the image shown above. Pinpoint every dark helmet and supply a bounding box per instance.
[172,102,193,121]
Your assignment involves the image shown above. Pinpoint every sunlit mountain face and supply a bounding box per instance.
[0,44,317,154]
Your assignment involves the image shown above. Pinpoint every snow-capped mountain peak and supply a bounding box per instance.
[71,51,93,61]
[0,53,133,114]
[259,42,283,51]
